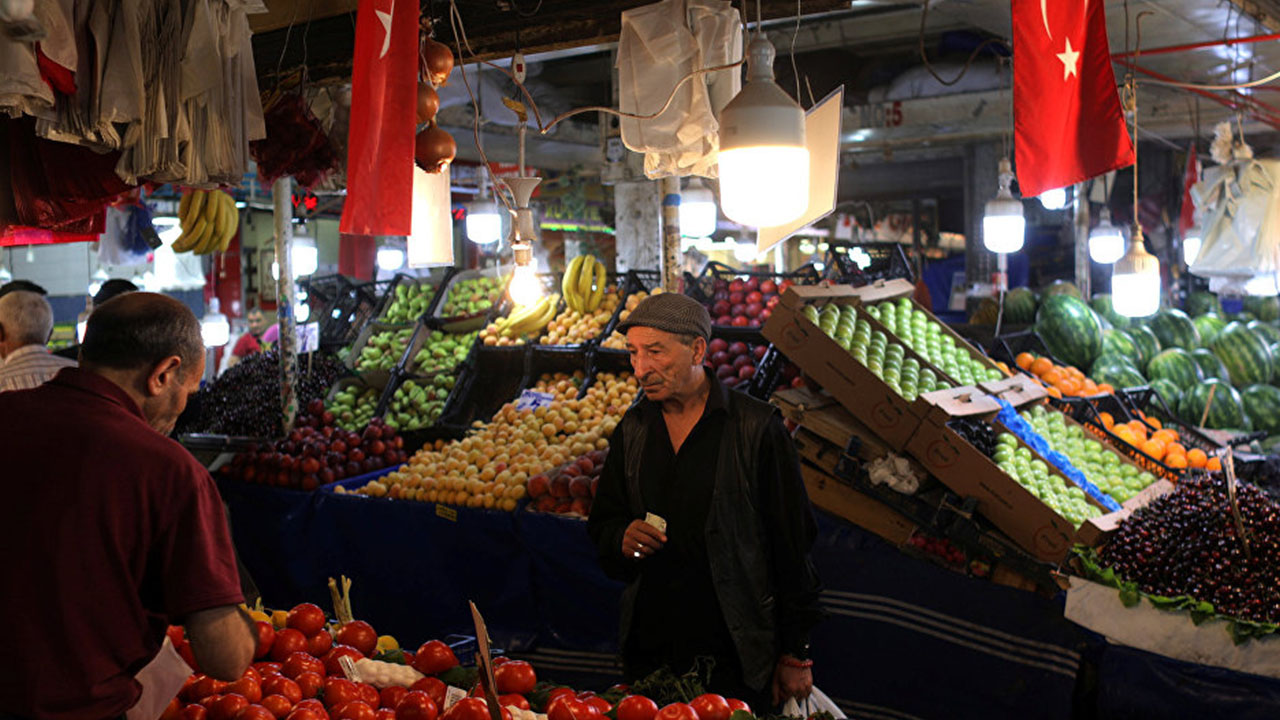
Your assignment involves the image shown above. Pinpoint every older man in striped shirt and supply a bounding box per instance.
[0,290,76,392]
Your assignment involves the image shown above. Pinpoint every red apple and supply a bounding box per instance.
[760,280,778,294]
[732,355,752,371]
[728,280,745,293]
[731,316,750,327]
[715,364,736,380]
[710,351,730,367]
[738,365,756,380]
[729,304,746,317]
[728,292,744,305]
[745,291,763,305]
[745,303,763,318]
[716,315,733,325]
[708,338,729,354]
[711,300,731,316]
[752,345,768,361]
[728,342,749,357]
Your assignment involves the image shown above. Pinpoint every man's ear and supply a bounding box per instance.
[691,336,707,365]
[146,355,184,397]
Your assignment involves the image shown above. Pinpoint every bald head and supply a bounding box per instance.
[0,290,55,357]
[81,293,204,377]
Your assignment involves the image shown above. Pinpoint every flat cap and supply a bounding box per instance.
[616,291,711,340]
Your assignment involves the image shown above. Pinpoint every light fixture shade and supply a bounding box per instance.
[1038,187,1068,211]
[1111,230,1161,317]
[1245,274,1280,296]
[733,240,758,263]
[152,216,183,246]
[291,236,319,277]
[982,158,1024,254]
[680,178,718,238]
[1089,209,1126,264]
[376,242,406,271]
[466,199,503,244]
[1182,227,1202,266]
[201,298,231,347]
[409,165,455,267]
[717,37,809,228]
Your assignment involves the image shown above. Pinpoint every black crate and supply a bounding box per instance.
[683,261,821,341]
[301,275,381,350]
[991,329,1066,371]
[598,270,665,354]
[822,241,914,287]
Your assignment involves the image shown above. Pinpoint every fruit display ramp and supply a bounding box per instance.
[433,265,512,332]
[682,260,821,339]
[373,271,448,326]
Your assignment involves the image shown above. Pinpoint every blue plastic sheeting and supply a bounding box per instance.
[919,253,1029,318]
[1094,643,1280,719]
[995,399,1121,512]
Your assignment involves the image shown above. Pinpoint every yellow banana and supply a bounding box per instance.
[562,255,585,312]
[511,294,557,336]
[184,191,207,231]
[576,255,595,309]
[217,192,238,252]
[586,260,607,312]
[174,214,211,253]
[198,192,227,254]
[535,294,561,328]
[178,192,193,228]
[502,298,545,336]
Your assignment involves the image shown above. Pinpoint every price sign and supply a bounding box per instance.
[296,322,320,353]
[515,390,556,412]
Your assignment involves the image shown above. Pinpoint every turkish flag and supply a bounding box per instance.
[1179,144,1201,233]
[340,0,418,238]
[1013,0,1134,197]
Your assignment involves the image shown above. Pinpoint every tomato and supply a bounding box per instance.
[211,694,250,720]
[323,678,361,709]
[295,672,324,699]
[581,697,611,715]
[333,702,377,720]
[491,656,510,666]
[380,686,408,710]
[655,704,698,720]
[376,711,396,720]
[544,688,575,707]
[294,700,330,719]
[185,676,223,701]
[615,696,658,720]
[288,709,325,720]
[357,684,380,707]
[287,604,328,637]
[263,695,295,719]
[183,706,209,720]
[263,676,303,704]
[689,695,730,720]
[493,660,536,695]
[724,701,749,714]
[411,640,458,675]
[335,621,378,656]
[161,697,183,720]
[408,678,446,709]
[282,652,325,680]
[308,631,334,657]
[548,698,601,720]
[227,677,263,703]
[395,691,438,720]
[201,696,225,712]
[240,705,278,720]
[255,622,277,659]
[271,630,309,662]
[499,695,530,712]
[323,645,366,677]
[255,662,284,677]
[442,698,490,720]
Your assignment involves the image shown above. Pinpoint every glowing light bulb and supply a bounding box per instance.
[508,262,542,307]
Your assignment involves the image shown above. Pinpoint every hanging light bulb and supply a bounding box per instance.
[680,178,718,238]
[1111,227,1161,317]
[0,263,11,284]
[88,267,110,297]
[508,243,542,306]
[291,235,319,277]
[982,158,1025,254]
[717,37,809,228]
[1089,207,1126,264]
[466,198,503,244]
[1038,187,1068,211]
[295,299,312,323]
[376,240,406,271]
[201,297,231,347]
[151,216,183,246]
[1182,225,1203,266]
[733,239,759,263]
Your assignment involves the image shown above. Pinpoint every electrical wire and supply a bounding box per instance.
[917,0,1009,87]
[790,0,803,104]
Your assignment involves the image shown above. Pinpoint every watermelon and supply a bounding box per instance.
[1148,309,1201,350]
[1040,280,1081,300]
[1186,291,1222,317]
[1091,363,1148,390]
[1090,294,1130,328]
[1190,348,1231,382]
[1244,295,1280,322]
[1211,322,1275,388]
[1090,353,1142,380]
[1146,348,1203,391]
[1148,378,1183,413]
[1004,287,1037,324]
[1036,294,1104,370]
[1099,328,1140,364]
[1128,325,1161,368]
[970,297,1000,325]
[1247,319,1280,346]
[1192,313,1227,347]
[1179,379,1250,430]
[1241,384,1280,434]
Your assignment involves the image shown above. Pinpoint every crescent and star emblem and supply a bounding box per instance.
[1040,0,1083,81]
[376,0,394,59]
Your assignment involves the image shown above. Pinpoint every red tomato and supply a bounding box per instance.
[286,604,328,637]
[544,688,575,706]
[186,676,228,702]
[323,644,366,677]
[227,677,263,703]
[294,700,329,719]
[288,709,325,720]
[380,686,408,710]
[548,698,601,720]
[262,676,303,704]
[295,672,324,699]
[282,652,325,680]
[615,696,658,720]
[240,705,277,720]
[724,701,749,714]
[211,694,250,720]
[255,622,277,659]
[689,695,730,720]
[183,706,210,720]
[655,704,698,720]
[308,632,334,657]
[201,696,225,712]
[408,678,446,709]
[411,640,458,675]
[335,621,378,656]
[581,697,611,715]
[394,691,438,720]
[493,660,536,695]
[357,685,380,707]
[491,657,510,666]
[255,662,284,677]
[442,698,491,720]
[333,702,377,720]
[161,697,183,720]
[263,695,295,719]
[323,678,361,709]
[402,652,415,667]
[271,630,310,662]
[499,695,530,712]
[376,711,397,720]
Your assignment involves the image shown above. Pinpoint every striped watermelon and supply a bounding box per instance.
[1244,295,1280,322]
[1091,362,1147,390]
[1148,378,1183,413]
[1149,309,1201,350]
[1004,287,1037,324]
[1190,348,1231,382]
[1128,325,1161,368]
[1091,294,1130,328]
[1099,328,1141,364]
[1040,280,1081,299]
[1186,291,1222,317]
[1036,295,1104,370]
[1146,348,1203,391]
[1242,384,1280,434]
[1211,322,1275,388]
[1179,379,1250,430]
[1273,343,1280,383]
[1193,313,1228,347]
[1247,320,1280,345]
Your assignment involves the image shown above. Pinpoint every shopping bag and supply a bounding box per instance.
[781,686,847,719]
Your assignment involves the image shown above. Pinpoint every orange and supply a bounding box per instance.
[1151,429,1177,445]
[1165,442,1187,458]
[1030,357,1054,377]
[1099,412,1116,430]
[1165,453,1188,469]
[1046,385,1063,399]
[1097,383,1115,395]
[996,361,1012,375]
[1066,365,1085,379]
[1147,417,1163,430]
[1187,448,1208,468]
[1113,425,1138,446]
[1127,420,1148,441]
[1016,352,1036,370]
[1206,456,1222,471]
[1041,368,1064,386]
[1081,379,1099,395]
[1057,378,1082,396]
[1140,438,1167,458]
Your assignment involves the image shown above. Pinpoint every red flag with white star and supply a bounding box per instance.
[1179,144,1201,233]
[340,0,418,238]
[1012,0,1134,197]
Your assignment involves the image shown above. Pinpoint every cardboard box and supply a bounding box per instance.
[773,387,928,477]
[762,284,927,451]
[800,462,917,546]
[1077,479,1176,547]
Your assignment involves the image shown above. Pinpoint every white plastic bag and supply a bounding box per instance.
[1190,158,1280,283]
[781,687,847,719]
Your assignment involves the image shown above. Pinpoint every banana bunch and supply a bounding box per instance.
[173,189,238,254]
[487,293,560,344]
[562,255,608,313]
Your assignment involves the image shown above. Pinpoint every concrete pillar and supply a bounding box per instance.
[964,141,1000,292]
[1073,182,1091,297]
[612,181,662,274]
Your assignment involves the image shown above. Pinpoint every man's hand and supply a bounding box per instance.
[621,519,666,560]
[772,655,814,706]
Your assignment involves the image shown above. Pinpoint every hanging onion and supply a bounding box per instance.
[417,82,440,124]
[422,38,455,87]
[415,123,456,173]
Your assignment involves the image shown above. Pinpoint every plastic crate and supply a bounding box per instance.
[380,367,468,434]
[599,270,663,354]
[745,343,802,399]
[434,265,511,331]
[822,241,914,287]
[683,261,821,340]
[301,275,380,350]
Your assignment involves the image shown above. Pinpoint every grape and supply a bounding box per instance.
[176,350,346,438]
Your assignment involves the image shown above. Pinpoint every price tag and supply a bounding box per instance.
[296,322,320,353]
[444,686,468,711]
[515,390,556,412]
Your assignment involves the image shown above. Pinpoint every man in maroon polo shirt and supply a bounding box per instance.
[0,293,255,719]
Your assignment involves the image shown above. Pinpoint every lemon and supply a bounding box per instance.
[248,610,271,624]
[271,609,289,629]
[376,634,400,652]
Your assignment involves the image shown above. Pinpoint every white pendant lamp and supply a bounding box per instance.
[376,241,406,271]
[1182,225,1202,266]
[717,37,809,228]
[506,176,544,307]
[1089,208,1126,264]
[679,178,718,238]
[291,234,319,277]
[466,198,503,244]
[982,158,1025,254]
[201,297,231,347]
[1038,186,1068,211]
[1111,227,1161,317]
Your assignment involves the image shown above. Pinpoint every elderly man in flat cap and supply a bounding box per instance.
[587,292,823,710]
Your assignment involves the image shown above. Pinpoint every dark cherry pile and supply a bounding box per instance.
[948,418,998,457]
[1099,474,1280,623]
[219,401,408,491]
[179,350,345,437]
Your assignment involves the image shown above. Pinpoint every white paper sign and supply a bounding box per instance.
[515,390,557,412]
[296,322,320,353]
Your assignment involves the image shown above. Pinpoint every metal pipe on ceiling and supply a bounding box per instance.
[1109,31,1280,59]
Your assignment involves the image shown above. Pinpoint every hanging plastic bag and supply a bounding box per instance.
[780,687,847,719]
[1190,158,1280,283]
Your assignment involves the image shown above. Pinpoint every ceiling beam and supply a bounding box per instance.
[250,0,357,34]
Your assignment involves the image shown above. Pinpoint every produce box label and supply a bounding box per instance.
[515,390,557,412]
[435,504,458,522]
